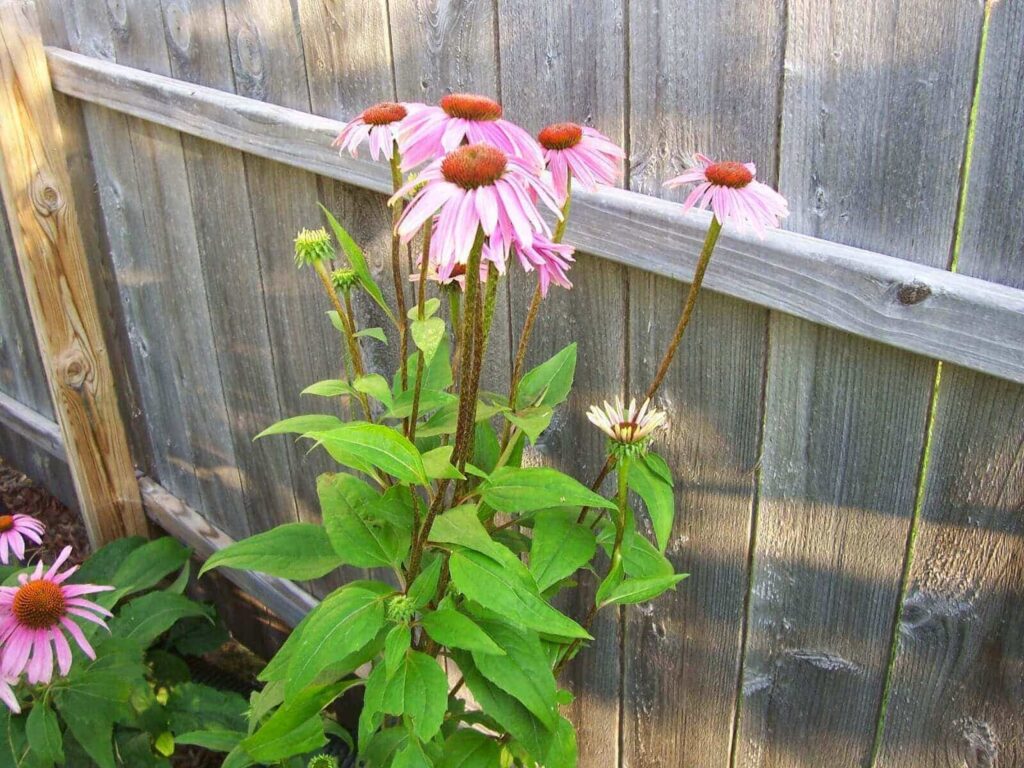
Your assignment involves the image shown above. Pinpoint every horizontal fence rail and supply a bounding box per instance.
[44,47,1024,384]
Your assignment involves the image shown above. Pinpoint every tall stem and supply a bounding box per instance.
[313,261,371,420]
[390,149,410,428]
[644,217,722,400]
[407,219,433,442]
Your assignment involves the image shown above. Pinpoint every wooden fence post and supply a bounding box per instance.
[0,0,145,544]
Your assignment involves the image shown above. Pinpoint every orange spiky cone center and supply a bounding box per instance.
[441,144,508,189]
[538,122,583,150]
[705,162,754,189]
[0,516,13,532]
[362,102,407,125]
[13,580,66,629]
[441,93,502,121]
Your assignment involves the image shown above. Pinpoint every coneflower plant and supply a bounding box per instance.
[201,93,788,767]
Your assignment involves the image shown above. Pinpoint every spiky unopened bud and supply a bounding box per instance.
[386,595,416,623]
[331,268,360,293]
[308,755,338,768]
[294,227,334,268]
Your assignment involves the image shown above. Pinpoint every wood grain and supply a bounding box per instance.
[496,1,627,762]
[734,1,985,765]
[0,0,145,543]
[42,47,1024,385]
[875,2,1024,764]
[626,1,783,765]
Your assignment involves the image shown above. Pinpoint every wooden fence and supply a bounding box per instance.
[0,0,1021,766]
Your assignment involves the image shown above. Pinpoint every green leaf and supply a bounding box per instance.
[480,467,616,513]
[199,523,342,580]
[394,739,434,768]
[438,730,502,768]
[313,422,427,485]
[544,717,579,768]
[165,682,248,735]
[403,336,452,393]
[448,549,590,640]
[287,587,388,696]
[422,445,464,480]
[385,624,412,679]
[243,680,351,762]
[319,473,411,568]
[599,574,688,607]
[26,700,63,766]
[596,520,674,578]
[175,730,245,753]
[302,379,354,397]
[407,554,443,609]
[363,651,448,741]
[102,537,191,607]
[107,591,208,647]
[155,732,175,757]
[387,388,456,419]
[411,316,446,364]
[354,373,394,409]
[595,558,624,608]
[628,454,675,552]
[408,297,441,320]
[255,414,342,440]
[71,536,145,585]
[356,326,388,343]
[515,344,576,408]
[453,652,551,762]
[428,505,514,564]
[504,406,552,445]
[471,421,500,474]
[529,510,597,592]
[420,608,505,655]
[320,204,396,324]
[470,621,559,728]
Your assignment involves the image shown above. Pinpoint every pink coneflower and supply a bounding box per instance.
[0,672,19,713]
[663,153,789,235]
[0,546,113,684]
[392,144,561,281]
[538,122,625,203]
[514,235,575,296]
[0,513,43,564]
[399,93,544,171]
[333,102,415,161]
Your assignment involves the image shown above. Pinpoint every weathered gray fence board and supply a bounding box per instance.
[497,1,627,762]
[156,0,299,537]
[735,1,985,766]
[875,2,1024,764]
[626,1,783,766]
[219,0,340,562]
[70,0,246,537]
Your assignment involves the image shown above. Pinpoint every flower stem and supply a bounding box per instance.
[390,148,410,431]
[313,260,371,420]
[644,216,722,401]
[407,219,433,442]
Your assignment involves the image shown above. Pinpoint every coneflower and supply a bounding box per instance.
[333,101,418,161]
[0,510,43,564]
[587,397,667,459]
[538,122,624,204]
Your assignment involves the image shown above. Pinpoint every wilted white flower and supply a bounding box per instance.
[587,397,666,457]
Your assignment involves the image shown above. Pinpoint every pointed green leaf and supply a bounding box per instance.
[107,591,208,647]
[599,574,688,607]
[364,651,448,742]
[407,297,441,320]
[422,445,464,480]
[26,700,63,766]
[515,343,576,408]
[354,373,394,409]
[313,422,426,485]
[255,414,342,439]
[319,474,411,568]
[175,730,246,753]
[628,454,675,552]
[302,379,354,398]
[411,316,446,366]
[320,204,395,324]
[481,467,616,513]
[504,406,553,445]
[529,510,597,592]
[470,621,559,728]
[439,730,502,768]
[385,624,412,679]
[356,326,388,343]
[407,554,443,609]
[199,524,342,580]
[449,549,590,640]
[420,608,505,655]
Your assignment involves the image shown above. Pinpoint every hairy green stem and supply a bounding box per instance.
[407,219,434,442]
[313,260,371,420]
[390,149,411,434]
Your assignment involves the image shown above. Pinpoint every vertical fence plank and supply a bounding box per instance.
[220,0,340,554]
[61,0,246,534]
[626,2,783,766]
[875,1,1024,763]
[735,1,984,767]
[0,0,145,543]
[496,1,627,763]
[154,0,300,537]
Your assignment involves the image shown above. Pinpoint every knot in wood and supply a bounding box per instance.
[57,349,90,390]
[896,282,931,305]
[31,172,63,216]
[164,3,192,53]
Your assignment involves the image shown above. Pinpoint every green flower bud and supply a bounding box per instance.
[331,268,360,293]
[386,594,415,623]
[307,755,338,768]
[294,227,334,268]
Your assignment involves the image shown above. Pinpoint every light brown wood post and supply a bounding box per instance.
[0,0,145,544]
